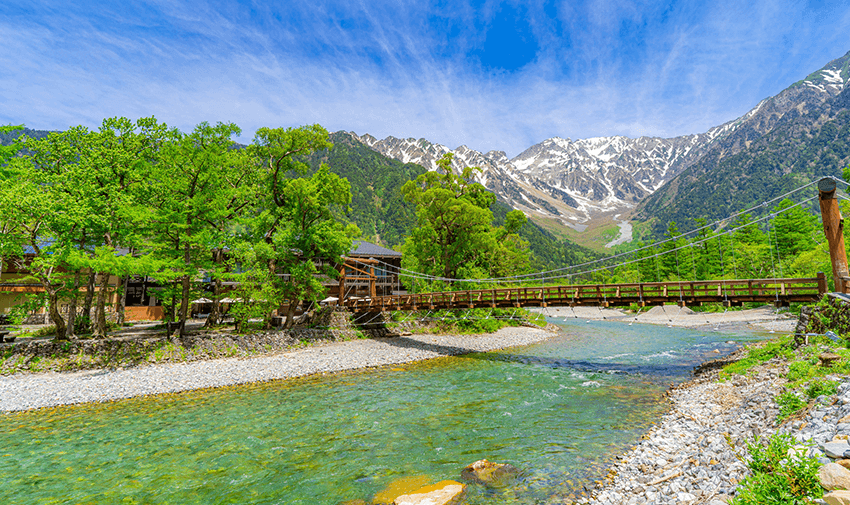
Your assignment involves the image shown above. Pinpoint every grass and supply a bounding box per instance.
[719,337,796,378]
[731,434,823,505]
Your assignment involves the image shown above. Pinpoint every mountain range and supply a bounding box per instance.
[350,50,850,242]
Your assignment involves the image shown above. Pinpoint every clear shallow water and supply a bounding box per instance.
[0,320,768,505]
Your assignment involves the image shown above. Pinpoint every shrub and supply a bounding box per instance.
[775,391,807,422]
[732,434,823,505]
[787,360,817,382]
[806,379,838,399]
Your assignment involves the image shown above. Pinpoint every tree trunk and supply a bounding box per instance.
[177,274,190,337]
[283,298,300,329]
[205,249,223,328]
[82,270,96,329]
[176,240,193,337]
[117,276,128,326]
[93,271,110,338]
[48,290,68,341]
[265,258,278,330]
[67,271,81,338]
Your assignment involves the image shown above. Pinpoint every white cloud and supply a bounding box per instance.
[1,0,849,157]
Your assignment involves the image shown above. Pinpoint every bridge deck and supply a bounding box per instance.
[343,275,827,312]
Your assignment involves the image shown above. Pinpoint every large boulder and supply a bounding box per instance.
[392,481,466,505]
[820,463,850,491]
[825,490,850,505]
[460,459,519,487]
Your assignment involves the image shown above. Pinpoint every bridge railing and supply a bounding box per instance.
[342,275,826,311]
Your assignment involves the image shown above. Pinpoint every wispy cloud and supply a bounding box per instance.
[2,0,849,157]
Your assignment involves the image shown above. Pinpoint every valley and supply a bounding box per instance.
[351,50,850,248]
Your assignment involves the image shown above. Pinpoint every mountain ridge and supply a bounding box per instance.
[351,50,850,240]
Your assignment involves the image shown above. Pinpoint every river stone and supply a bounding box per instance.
[392,481,466,505]
[460,459,519,486]
[837,459,850,470]
[820,463,850,491]
[821,353,842,367]
[823,441,850,458]
[825,490,850,505]
[372,476,431,504]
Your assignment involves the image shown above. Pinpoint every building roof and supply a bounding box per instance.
[349,240,402,258]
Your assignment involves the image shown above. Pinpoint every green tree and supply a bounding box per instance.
[0,124,25,295]
[243,125,354,328]
[772,198,818,263]
[71,117,171,337]
[147,121,250,336]
[400,153,529,290]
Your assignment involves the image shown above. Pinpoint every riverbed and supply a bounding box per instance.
[0,320,771,504]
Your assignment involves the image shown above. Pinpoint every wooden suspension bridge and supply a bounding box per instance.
[342,275,827,311]
[340,178,850,313]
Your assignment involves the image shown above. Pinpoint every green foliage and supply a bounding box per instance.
[721,338,795,378]
[401,153,530,290]
[8,293,45,325]
[302,132,425,248]
[732,434,823,504]
[805,379,838,399]
[787,360,817,383]
[0,124,24,167]
[775,391,807,422]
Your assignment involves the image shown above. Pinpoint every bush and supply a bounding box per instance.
[806,379,838,399]
[787,360,817,382]
[732,434,823,505]
[775,391,807,422]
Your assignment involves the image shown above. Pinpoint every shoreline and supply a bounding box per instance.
[0,325,553,413]
[576,346,780,505]
[530,305,797,333]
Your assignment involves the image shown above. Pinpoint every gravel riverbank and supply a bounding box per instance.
[0,326,552,413]
[577,350,783,505]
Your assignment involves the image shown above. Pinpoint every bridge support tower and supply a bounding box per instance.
[818,178,850,293]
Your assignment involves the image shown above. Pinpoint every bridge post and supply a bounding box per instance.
[338,265,346,301]
[818,178,850,293]
[369,266,377,298]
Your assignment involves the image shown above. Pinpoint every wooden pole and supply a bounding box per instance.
[369,266,376,298]
[818,178,850,293]
[338,265,346,301]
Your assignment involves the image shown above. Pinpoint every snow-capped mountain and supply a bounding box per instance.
[351,125,738,229]
[351,50,850,233]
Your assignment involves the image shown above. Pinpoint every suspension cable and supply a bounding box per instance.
[350,193,820,287]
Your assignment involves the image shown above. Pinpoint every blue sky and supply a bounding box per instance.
[2,0,849,157]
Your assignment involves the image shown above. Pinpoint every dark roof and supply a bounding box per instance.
[349,240,402,258]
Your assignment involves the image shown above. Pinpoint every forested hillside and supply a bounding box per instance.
[637,74,850,236]
[306,132,598,270]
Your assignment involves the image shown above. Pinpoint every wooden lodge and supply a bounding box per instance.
[0,241,403,323]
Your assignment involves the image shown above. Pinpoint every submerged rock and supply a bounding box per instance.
[460,459,519,487]
[392,480,466,505]
[372,476,431,505]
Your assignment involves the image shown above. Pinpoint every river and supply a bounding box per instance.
[0,319,768,504]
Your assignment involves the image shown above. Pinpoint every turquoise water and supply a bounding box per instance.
[0,320,767,504]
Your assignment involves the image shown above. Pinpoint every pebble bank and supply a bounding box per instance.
[0,326,551,413]
[577,352,850,505]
